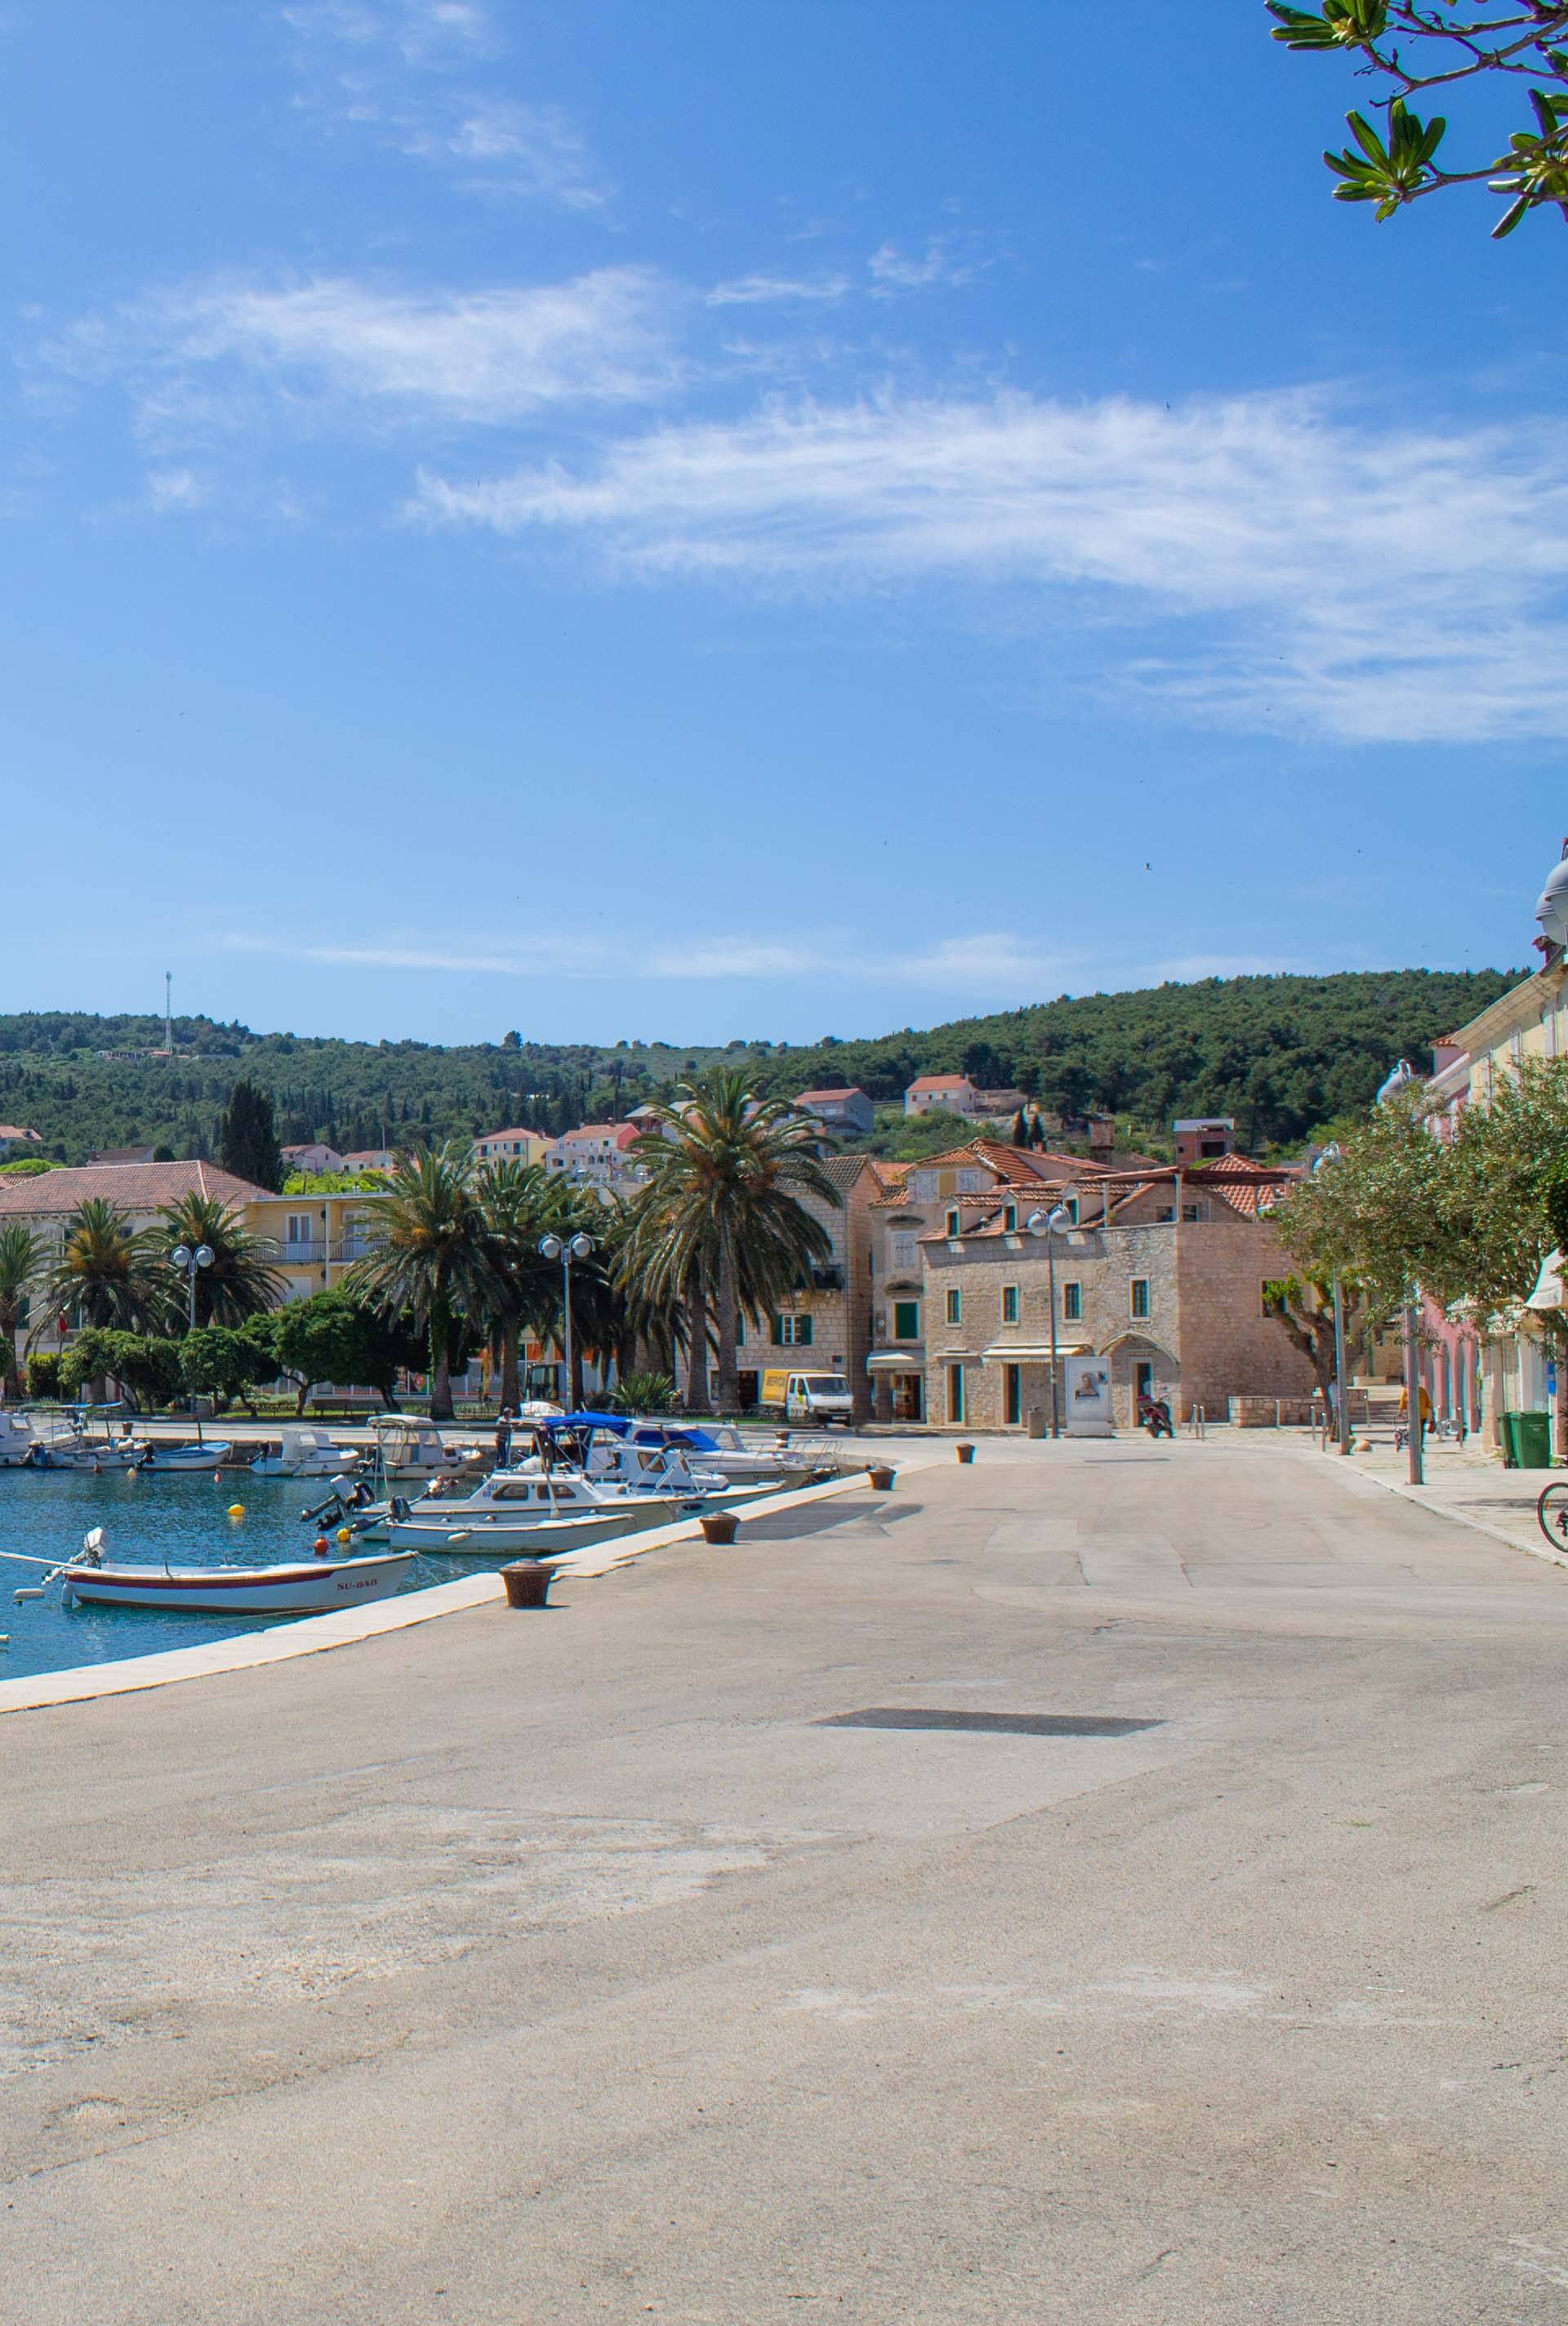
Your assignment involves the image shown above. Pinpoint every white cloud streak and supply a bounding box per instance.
[706,274,853,309]
[222,928,1088,989]
[412,386,1568,743]
[285,0,609,208]
[60,269,678,430]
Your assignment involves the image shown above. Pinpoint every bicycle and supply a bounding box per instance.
[1536,1479,1568,1548]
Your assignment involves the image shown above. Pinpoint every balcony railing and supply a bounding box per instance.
[280,1241,327,1264]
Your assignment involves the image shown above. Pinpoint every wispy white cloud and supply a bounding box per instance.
[412,386,1568,744]
[144,466,207,511]
[55,268,679,434]
[706,274,853,309]
[285,0,608,208]
[867,238,975,294]
[221,926,1085,990]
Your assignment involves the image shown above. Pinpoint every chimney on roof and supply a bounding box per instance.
[1088,1117,1114,1155]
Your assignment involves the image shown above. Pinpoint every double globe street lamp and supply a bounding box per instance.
[1376,1058,1425,1488]
[1027,1205,1073,1438]
[170,1241,214,1416]
[539,1232,594,1408]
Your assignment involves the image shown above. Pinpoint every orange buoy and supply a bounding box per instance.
[312,1534,330,1559]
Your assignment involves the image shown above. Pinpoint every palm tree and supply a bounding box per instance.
[0,1223,41,1396]
[474,1158,559,1409]
[36,1199,172,1344]
[630,1068,841,1412]
[345,1142,496,1420]
[158,1193,286,1326]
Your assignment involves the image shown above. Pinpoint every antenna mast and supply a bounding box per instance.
[165,971,172,1056]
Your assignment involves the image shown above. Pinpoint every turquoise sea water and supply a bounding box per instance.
[0,1468,499,1682]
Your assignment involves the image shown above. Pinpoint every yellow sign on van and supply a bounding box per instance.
[760,1369,792,1409]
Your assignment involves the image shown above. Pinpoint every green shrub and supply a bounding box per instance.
[610,1370,678,1416]
[25,1351,60,1398]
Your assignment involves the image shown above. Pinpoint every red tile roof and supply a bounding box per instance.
[906,1074,971,1091]
[0,1159,276,1217]
[0,1125,41,1142]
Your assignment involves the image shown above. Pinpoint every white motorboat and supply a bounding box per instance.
[0,1410,38,1467]
[368,1415,468,1482]
[523,1413,777,1505]
[385,1467,693,1555]
[250,1427,361,1479]
[56,1527,413,1614]
[626,1419,831,1489]
[22,1406,143,1471]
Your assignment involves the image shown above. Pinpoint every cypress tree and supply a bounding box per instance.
[218,1078,283,1192]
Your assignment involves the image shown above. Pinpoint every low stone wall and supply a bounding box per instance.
[1231,1395,1318,1428]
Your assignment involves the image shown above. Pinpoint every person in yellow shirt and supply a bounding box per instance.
[1398,1382,1433,1442]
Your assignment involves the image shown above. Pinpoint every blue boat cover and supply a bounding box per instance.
[539,1410,629,1434]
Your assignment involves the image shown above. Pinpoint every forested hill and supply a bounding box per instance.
[748,969,1518,1147]
[0,968,1516,1165]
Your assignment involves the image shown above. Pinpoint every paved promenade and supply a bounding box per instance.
[4,1436,1566,2323]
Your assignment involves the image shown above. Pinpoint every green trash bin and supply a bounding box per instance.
[1499,1412,1521,1468]
[1515,1411,1553,1469]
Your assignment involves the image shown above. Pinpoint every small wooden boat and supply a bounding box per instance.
[56,1529,413,1615]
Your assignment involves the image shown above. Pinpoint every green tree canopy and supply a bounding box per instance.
[265,1289,425,1415]
[218,1077,283,1192]
[345,1143,497,1419]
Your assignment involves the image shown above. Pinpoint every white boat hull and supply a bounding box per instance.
[60,1552,415,1614]
[136,1443,234,1471]
[28,1446,142,1472]
[386,1504,675,1555]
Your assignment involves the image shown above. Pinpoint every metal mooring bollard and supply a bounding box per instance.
[867,1465,896,1491]
[700,1512,740,1545]
[501,1562,557,1609]
[956,1442,976,1465]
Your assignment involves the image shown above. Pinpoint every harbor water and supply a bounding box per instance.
[0,1468,502,1682]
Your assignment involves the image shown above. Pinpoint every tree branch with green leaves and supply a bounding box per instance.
[1268,2,1568,234]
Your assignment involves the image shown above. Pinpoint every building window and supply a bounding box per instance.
[1183,1202,1201,1222]
[946,1288,961,1325]
[1001,1284,1019,1324]
[773,1313,813,1347]
[945,1208,960,1237]
[1062,1281,1082,1321]
[1129,1278,1150,1320]
[893,1299,920,1341]
[1066,1197,1079,1225]
[1003,1204,1018,1232]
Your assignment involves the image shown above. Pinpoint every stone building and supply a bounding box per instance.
[915,1153,1314,1428]
[733,1155,880,1418]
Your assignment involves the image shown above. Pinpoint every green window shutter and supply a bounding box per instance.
[797,1315,813,1346]
[893,1300,918,1340]
[768,1314,782,1344]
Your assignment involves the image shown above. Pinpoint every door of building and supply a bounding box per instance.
[947,1364,964,1426]
[1134,1360,1153,1407]
[1004,1363,1021,1426]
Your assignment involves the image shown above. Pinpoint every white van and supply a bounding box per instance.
[760,1369,856,1427]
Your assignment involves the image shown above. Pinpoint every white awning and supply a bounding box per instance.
[866,1349,925,1373]
[1527,1248,1565,1312]
[978,1342,1089,1365]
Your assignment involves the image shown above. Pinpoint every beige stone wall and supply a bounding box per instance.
[1174,1218,1318,1418]
[918,1207,1316,1428]
[743,1166,876,1417]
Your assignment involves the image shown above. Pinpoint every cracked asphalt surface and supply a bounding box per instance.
[3,1436,1566,2323]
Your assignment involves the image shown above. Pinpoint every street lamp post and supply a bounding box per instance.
[169,1241,214,1415]
[169,1242,214,1334]
[538,1232,594,1408]
[1376,1061,1424,1487]
[1312,1143,1352,1457]
[1027,1205,1073,1439]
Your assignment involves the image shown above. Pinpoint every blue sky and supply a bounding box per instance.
[5,1,1561,1045]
